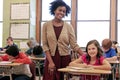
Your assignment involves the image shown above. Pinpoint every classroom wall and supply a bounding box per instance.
[3,0,36,51]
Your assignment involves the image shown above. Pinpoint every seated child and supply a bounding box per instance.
[69,39,111,80]
[112,41,119,53]
[102,39,117,80]
[0,46,32,80]
[32,45,45,58]
[25,38,39,56]
[32,45,45,75]
[102,39,117,61]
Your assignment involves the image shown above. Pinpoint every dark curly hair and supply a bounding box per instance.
[49,0,71,16]
[85,40,103,64]
[33,45,43,55]
[5,46,19,57]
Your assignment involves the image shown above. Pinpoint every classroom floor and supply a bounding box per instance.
[35,76,80,80]
[35,76,119,80]
[36,76,42,80]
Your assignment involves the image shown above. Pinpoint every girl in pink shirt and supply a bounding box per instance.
[69,40,111,80]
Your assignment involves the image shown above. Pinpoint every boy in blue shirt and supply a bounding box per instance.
[102,38,117,80]
[102,39,117,61]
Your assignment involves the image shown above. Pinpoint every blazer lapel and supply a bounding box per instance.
[49,21,57,42]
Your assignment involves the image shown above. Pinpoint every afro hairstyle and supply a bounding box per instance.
[49,0,71,16]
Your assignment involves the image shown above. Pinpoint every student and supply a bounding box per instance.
[69,40,111,80]
[0,46,32,80]
[102,39,117,61]
[102,39,117,80]
[42,0,83,80]
[26,38,39,56]
[112,41,118,53]
[3,37,18,51]
[32,45,45,75]
[26,40,33,56]
[32,45,44,57]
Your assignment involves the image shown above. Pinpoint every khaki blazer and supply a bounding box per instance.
[42,20,80,56]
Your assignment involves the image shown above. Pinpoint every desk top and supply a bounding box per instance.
[0,62,23,67]
[0,51,5,54]
[0,53,6,56]
[30,57,45,61]
[108,60,119,64]
[58,67,111,75]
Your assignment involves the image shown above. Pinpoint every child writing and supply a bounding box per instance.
[0,46,32,80]
[69,39,111,80]
[102,39,117,61]
[102,39,117,80]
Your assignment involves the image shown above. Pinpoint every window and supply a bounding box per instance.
[0,0,3,47]
[77,22,109,47]
[77,0,110,47]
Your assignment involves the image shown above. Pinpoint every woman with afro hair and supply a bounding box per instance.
[42,0,83,80]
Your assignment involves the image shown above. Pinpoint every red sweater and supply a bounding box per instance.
[0,52,31,64]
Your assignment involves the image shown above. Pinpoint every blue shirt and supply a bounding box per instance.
[104,48,117,58]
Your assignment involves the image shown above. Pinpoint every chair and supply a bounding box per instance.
[29,61,36,80]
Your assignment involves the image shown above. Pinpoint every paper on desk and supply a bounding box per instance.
[0,61,12,64]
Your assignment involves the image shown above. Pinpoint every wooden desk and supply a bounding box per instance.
[108,60,119,64]
[0,51,5,54]
[0,62,23,80]
[30,57,45,61]
[0,53,6,56]
[0,62,22,66]
[108,60,120,80]
[58,67,111,80]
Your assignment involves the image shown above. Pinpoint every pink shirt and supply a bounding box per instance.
[81,54,104,65]
[80,54,105,80]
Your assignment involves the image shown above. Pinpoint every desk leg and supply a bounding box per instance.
[64,73,69,80]
[9,75,12,80]
[118,63,120,80]
[36,65,41,80]
[100,74,109,80]
[112,68,115,80]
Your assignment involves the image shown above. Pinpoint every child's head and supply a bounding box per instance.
[86,39,103,57]
[27,38,39,48]
[6,37,14,46]
[112,41,118,48]
[27,41,32,48]
[102,39,112,51]
[33,45,43,55]
[5,46,19,57]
